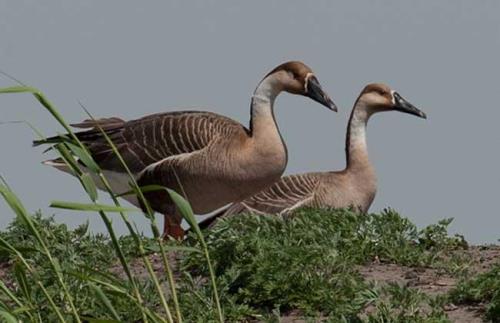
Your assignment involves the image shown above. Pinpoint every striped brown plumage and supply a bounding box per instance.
[66,111,242,173]
[223,173,321,216]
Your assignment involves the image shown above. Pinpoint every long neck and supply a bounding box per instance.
[249,73,283,138]
[345,99,372,172]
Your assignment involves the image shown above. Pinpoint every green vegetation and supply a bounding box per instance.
[186,208,467,270]
[0,214,159,321]
[181,208,468,321]
[449,263,500,322]
[2,207,496,322]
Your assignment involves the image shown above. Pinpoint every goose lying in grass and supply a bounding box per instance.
[198,83,426,229]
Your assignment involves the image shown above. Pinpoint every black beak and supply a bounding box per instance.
[393,92,427,119]
[306,76,337,112]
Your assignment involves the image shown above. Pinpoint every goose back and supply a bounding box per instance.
[66,111,247,174]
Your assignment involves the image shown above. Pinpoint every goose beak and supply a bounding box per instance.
[306,76,338,112]
[393,92,426,119]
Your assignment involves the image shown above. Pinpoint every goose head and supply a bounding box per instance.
[262,61,337,111]
[358,83,426,119]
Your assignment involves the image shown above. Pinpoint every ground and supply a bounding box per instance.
[358,245,500,323]
[1,210,499,322]
[110,245,500,322]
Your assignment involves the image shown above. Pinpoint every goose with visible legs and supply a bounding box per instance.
[34,61,337,239]
[198,83,426,229]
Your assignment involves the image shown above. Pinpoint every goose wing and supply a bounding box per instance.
[227,173,321,216]
[35,111,247,174]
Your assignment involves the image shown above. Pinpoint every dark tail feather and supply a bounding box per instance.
[33,117,125,147]
[33,135,72,147]
[71,117,125,129]
[197,207,230,230]
[195,202,248,232]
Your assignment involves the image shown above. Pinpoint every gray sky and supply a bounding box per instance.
[0,1,499,243]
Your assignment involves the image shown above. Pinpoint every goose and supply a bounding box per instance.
[34,61,337,239]
[198,83,426,229]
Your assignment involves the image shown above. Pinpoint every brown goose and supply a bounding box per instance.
[35,61,337,239]
[198,83,426,228]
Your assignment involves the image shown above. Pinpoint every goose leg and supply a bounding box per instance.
[163,213,185,240]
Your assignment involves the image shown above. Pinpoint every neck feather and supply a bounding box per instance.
[249,73,283,135]
[345,99,371,171]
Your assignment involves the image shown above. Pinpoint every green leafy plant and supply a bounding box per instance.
[365,283,449,323]
[0,212,159,321]
[449,263,500,322]
[182,208,468,320]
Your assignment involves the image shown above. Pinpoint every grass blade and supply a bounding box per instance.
[78,108,181,322]
[0,236,66,322]
[0,182,80,323]
[166,189,199,235]
[145,244,202,254]
[0,86,39,94]
[0,310,18,323]
[80,173,98,202]
[0,281,24,309]
[89,283,121,321]
[13,262,31,302]
[50,201,136,213]
[115,185,165,198]
[80,318,120,323]
[167,189,224,323]
[66,142,100,173]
